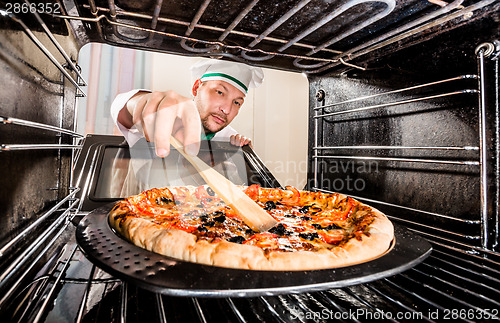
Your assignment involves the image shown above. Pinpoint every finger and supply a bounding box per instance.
[238,135,246,146]
[154,104,178,157]
[141,93,165,143]
[180,100,202,156]
[132,95,149,139]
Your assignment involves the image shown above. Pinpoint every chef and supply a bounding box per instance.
[111,59,264,157]
[109,59,264,196]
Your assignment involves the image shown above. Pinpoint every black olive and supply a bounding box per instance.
[196,204,203,208]
[299,232,319,241]
[161,196,174,204]
[310,223,339,230]
[285,214,296,218]
[227,236,246,244]
[214,215,226,223]
[206,187,215,196]
[245,229,256,235]
[264,201,276,211]
[299,206,310,214]
[199,215,209,222]
[197,226,208,233]
[301,216,312,221]
[204,221,215,227]
[269,223,287,236]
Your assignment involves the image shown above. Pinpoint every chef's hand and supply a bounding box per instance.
[230,134,253,148]
[117,90,202,157]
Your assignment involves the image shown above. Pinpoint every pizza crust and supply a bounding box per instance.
[108,188,394,271]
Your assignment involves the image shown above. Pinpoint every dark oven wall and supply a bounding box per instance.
[307,12,500,251]
[0,6,82,281]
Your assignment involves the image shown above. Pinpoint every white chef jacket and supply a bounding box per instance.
[110,89,238,146]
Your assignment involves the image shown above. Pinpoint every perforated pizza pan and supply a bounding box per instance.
[76,203,432,298]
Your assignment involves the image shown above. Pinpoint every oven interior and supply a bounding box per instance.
[0,0,499,322]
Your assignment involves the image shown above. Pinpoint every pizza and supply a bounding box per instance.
[108,185,394,271]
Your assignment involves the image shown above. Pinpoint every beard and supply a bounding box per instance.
[200,114,227,133]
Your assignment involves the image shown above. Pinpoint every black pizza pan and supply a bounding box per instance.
[76,203,432,298]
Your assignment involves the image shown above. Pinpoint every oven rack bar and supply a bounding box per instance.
[0,188,80,258]
[1,12,86,96]
[192,297,208,323]
[388,216,480,242]
[225,298,246,323]
[311,0,497,74]
[314,188,480,224]
[364,284,425,322]
[380,277,447,316]
[121,282,128,323]
[107,0,163,43]
[314,75,478,110]
[313,155,479,166]
[418,261,500,303]
[0,199,79,308]
[0,199,79,284]
[313,145,479,151]
[75,264,96,323]
[314,90,479,119]
[1,116,84,138]
[32,245,78,323]
[476,44,491,250]
[431,248,500,276]
[409,229,500,265]
[258,297,286,322]
[315,291,362,323]
[23,0,87,87]
[275,0,396,53]
[0,144,83,151]
[179,0,215,53]
[155,293,168,323]
[326,290,374,322]
[403,268,498,313]
[218,0,259,43]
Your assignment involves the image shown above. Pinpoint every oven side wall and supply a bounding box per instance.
[0,21,81,264]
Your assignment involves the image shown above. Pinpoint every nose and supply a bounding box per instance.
[219,99,232,115]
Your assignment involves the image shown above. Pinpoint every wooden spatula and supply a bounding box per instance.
[169,137,278,232]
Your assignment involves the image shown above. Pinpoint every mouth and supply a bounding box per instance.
[211,114,226,125]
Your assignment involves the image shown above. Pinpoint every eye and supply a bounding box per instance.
[216,90,223,96]
[233,100,242,107]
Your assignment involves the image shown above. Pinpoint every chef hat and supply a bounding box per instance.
[190,59,264,95]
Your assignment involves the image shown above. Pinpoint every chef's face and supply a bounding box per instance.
[192,79,245,133]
